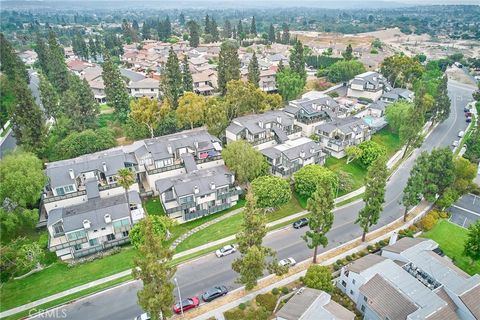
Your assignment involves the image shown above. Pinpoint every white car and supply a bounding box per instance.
[458,131,465,138]
[215,245,236,258]
[452,140,459,147]
[279,257,297,267]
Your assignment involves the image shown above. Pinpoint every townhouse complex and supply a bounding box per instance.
[338,237,480,320]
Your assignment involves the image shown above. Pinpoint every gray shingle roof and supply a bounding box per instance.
[316,117,368,135]
[228,110,294,136]
[382,237,427,254]
[347,254,387,273]
[460,284,480,319]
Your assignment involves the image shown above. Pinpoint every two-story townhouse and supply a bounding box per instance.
[284,93,344,136]
[380,87,414,104]
[337,237,480,320]
[347,71,390,101]
[44,149,140,215]
[192,71,216,96]
[155,165,241,222]
[261,137,326,177]
[259,69,277,93]
[225,110,302,150]
[315,117,371,158]
[128,78,160,98]
[47,179,144,260]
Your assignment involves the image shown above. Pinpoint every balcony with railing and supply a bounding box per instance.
[43,190,87,204]
[195,154,222,164]
[48,234,88,252]
[217,188,243,200]
[184,203,232,221]
[165,201,196,215]
[146,163,184,175]
[251,135,275,146]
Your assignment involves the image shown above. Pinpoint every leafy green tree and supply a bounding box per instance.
[422,148,455,202]
[46,31,70,93]
[62,75,99,131]
[187,21,200,47]
[232,193,285,290]
[53,128,117,160]
[345,146,362,164]
[380,54,424,88]
[34,34,50,78]
[251,176,291,209]
[358,140,387,167]
[218,40,241,95]
[129,215,175,249]
[436,188,459,210]
[88,37,97,60]
[402,160,424,221]
[133,216,176,320]
[303,183,334,263]
[0,33,28,83]
[223,20,232,39]
[0,151,47,208]
[281,23,290,44]
[400,100,425,158]
[385,101,413,133]
[250,16,257,35]
[247,52,260,87]
[204,98,229,138]
[102,53,130,122]
[222,140,269,184]
[124,116,150,141]
[453,157,477,195]
[293,165,338,200]
[39,72,60,121]
[337,171,354,193]
[431,75,450,125]
[276,69,304,101]
[181,55,193,92]
[303,265,333,292]
[464,221,480,265]
[289,40,307,81]
[356,156,388,241]
[176,92,206,129]
[327,60,366,83]
[342,44,353,60]
[268,24,275,43]
[161,47,183,109]
[130,97,169,138]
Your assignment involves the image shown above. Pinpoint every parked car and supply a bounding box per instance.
[279,257,297,267]
[452,140,459,147]
[293,218,309,229]
[201,286,228,302]
[134,314,150,320]
[464,107,470,113]
[466,117,472,123]
[465,112,472,117]
[215,244,236,258]
[458,131,465,138]
[173,297,200,314]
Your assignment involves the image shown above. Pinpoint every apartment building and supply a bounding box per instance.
[347,71,390,101]
[128,78,160,98]
[337,237,480,320]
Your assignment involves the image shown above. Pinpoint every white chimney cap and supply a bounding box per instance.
[83,219,91,229]
[69,169,75,180]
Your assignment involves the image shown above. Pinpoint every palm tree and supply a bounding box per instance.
[117,168,136,223]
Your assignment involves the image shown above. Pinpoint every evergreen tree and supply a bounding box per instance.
[0,33,29,83]
[102,53,130,122]
[250,16,257,35]
[47,31,69,92]
[39,72,60,121]
[401,89,426,158]
[205,14,211,34]
[132,20,140,31]
[268,24,275,43]
[237,20,245,40]
[289,40,307,81]
[402,160,424,222]
[247,52,260,88]
[88,37,97,61]
[281,23,290,44]
[34,34,49,77]
[431,75,450,125]
[232,26,237,39]
[355,156,388,241]
[276,30,282,43]
[181,55,193,92]
[133,217,175,320]
[277,59,285,73]
[342,44,353,60]
[210,18,219,42]
[179,13,186,25]
[217,40,241,95]
[303,182,334,263]
[187,21,200,47]
[161,47,183,108]
[142,20,151,40]
[463,221,480,265]
[223,20,232,39]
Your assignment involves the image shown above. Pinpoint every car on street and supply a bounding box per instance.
[466,117,472,123]
[215,244,236,257]
[173,296,200,314]
[452,140,459,147]
[279,257,297,267]
[134,313,162,320]
[293,218,309,229]
[458,131,465,138]
[201,286,228,302]
[464,107,470,112]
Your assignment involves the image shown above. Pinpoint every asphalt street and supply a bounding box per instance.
[29,79,475,320]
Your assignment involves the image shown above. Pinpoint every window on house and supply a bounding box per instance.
[66,230,86,241]
[113,218,130,229]
[73,244,82,251]
[89,239,98,247]
[101,227,106,231]
[52,222,64,236]
[107,234,115,241]
[364,296,368,302]
[361,305,366,312]
[341,280,347,287]
[122,231,129,237]
[350,290,354,295]
[352,279,356,285]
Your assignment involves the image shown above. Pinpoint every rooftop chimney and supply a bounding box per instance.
[167,144,173,154]
[300,150,305,158]
[102,161,107,173]
[104,214,112,224]
[194,185,199,194]
[210,182,215,190]
[389,232,398,246]
[194,140,199,149]
[69,169,75,180]
[83,219,91,229]
[277,116,282,124]
[310,147,315,154]
[258,120,264,128]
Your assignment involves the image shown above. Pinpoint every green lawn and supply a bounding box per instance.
[325,157,367,196]
[422,220,480,276]
[371,128,401,158]
[143,197,166,216]
[175,196,304,253]
[96,113,117,128]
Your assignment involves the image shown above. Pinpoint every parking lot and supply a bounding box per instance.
[448,194,480,228]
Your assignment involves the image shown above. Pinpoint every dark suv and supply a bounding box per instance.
[201,286,228,302]
[293,218,309,229]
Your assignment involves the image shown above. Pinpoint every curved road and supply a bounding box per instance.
[30,80,475,320]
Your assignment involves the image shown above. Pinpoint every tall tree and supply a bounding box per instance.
[237,20,244,40]
[268,24,276,43]
[132,216,176,320]
[222,140,269,184]
[204,14,211,35]
[187,21,200,47]
[400,94,425,158]
[181,55,193,92]
[34,33,49,78]
[289,40,307,81]
[355,156,388,241]
[281,23,290,44]
[276,69,304,101]
[204,98,229,138]
[210,18,219,42]
[130,97,169,138]
[250,16,257,35]
[464,221,480,265]
[303,183,334,263]
[223,20,232,39]
[0,33,29,83]
[247,52,260,87]
[46,31,69,92]
[232,193,284,290]
[431,75,450,125]
[88,37,97,60]
[102,53,130,122]
[117,168,135,222]
[342,44,353,60]
[421,148,455,202]
[217,40,241,95]
[161,47,183,109]
[402,160,424,222]
[39,73,60,121]
[176,92,206,129]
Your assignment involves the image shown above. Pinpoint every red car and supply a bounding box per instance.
[173,296,200,314]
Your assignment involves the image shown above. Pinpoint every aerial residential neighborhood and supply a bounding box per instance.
[0,1,479,320]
